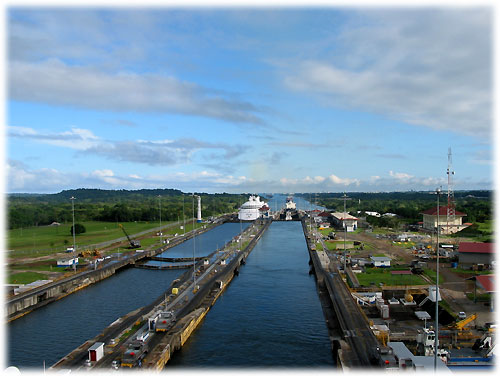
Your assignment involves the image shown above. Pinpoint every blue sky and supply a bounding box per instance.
[5,6,494,193]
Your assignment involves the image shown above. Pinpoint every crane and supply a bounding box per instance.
[119,224,141,248]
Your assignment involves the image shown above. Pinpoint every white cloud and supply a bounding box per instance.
[8,126,246,167]
[284,9,492,138]
[7,160,492,194]
[389,170,413,180]
[9,59,264,124]
[9,126,101,150]
[328,174,360,186]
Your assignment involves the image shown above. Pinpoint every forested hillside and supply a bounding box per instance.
[8,189,246,229]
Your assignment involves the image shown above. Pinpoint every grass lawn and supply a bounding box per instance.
[450,267,493,276]
[7,221,174,256]
[324,241,338,251]
[7,271,52,284]
[318,228,334,236]
[356,267,427,286]
[397,241,416,249]
[139,237,162,248]
[466,293,492,302]
[371,228,395,235]
[422,268,444,284]
[9,261,67,273]
[162,222,205,236]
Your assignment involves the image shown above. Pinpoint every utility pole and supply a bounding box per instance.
[70,196,76,273]
[158,195,162,246]
[343,192,348,272]
[446,148,456,234]
[192,194,196,287]
[183,195,185,236]
[434,187,441,370]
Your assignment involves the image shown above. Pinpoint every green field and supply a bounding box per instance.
[7,271,51,284]
[6,220,207,258]
[356,267,427,286]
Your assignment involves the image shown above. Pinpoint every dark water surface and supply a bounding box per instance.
[168,221,334,368]
[7,223,248,369]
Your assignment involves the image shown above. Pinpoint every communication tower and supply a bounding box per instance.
[446,148,455,233]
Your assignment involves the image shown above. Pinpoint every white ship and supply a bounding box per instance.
[238,195,267,221]
[285,196,296,210]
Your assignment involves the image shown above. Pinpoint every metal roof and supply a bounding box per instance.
[415,311,431,320]
[421,206,466,216]
[459,242,494,254]
[476,275,495,293]
[371,256,391,262]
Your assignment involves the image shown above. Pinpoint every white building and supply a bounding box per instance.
[421,206,469,234]
[238,195,267,221]
[371,256,391,268]
[57,257,79,267]
[331,212,358,232]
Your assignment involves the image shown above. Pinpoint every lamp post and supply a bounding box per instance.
[70,196,76,272]
[183,195,186,236]
[192,194,196,287]
[343,192,348,272]
[434,187,441,370]
[158,195,162,246]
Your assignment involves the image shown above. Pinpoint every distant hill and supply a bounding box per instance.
[9,188,184,204]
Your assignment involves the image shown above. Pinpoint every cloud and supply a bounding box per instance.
[389,170,414,180]
[269,141,330,149]
[8,126,101,150]
[284,9,492,138]
[376,153,407,160]
[7,160,492,194]
[9,59,265,125]
[8,126,245,167]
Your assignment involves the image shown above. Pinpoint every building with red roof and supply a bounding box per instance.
[421,205,469,234]
[458,242,495,270]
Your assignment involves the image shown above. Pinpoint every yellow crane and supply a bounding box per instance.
[445,313,477,331]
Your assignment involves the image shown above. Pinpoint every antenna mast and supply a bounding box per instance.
[446,148,455,234]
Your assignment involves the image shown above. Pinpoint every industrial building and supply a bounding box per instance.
[458,242,494,270]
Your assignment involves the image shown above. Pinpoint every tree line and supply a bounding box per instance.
[297,190,492,226]
[8,189,247,229]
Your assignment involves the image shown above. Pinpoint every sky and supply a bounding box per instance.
[4,3,495,194]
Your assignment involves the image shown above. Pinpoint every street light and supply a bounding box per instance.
[158,195,162,246]
[192,194,196,287]
[343,192,348,272]
[183,195,186,236]
[70,196,76,273]
[434,187,441,370]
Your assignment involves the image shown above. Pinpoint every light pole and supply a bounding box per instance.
[70,196,76,272]
[434,187,441,370]
[183,195,186,236]
[343,192,348,272]
[158,195,162,246]
[192,194,196,287]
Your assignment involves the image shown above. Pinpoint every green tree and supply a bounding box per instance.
[70,223,86,235]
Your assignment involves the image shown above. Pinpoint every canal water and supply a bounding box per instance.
[7,223,248,369]
[266,193,326,212]
[168,220,334,368]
